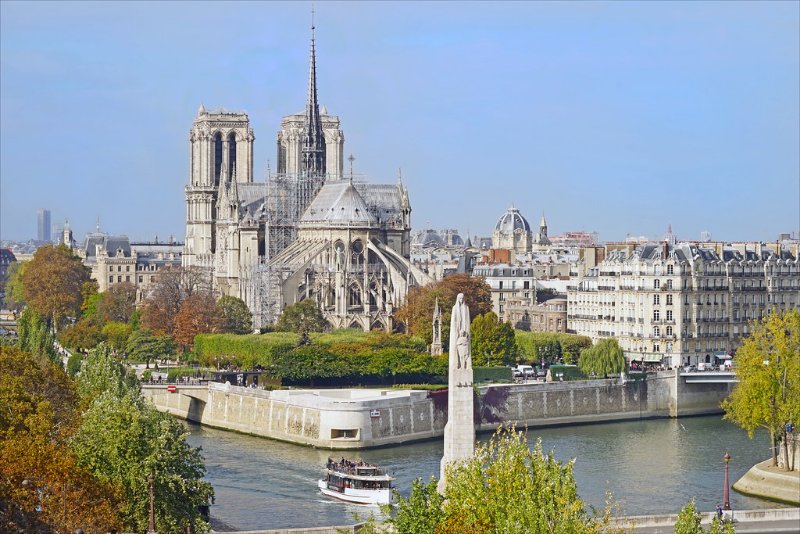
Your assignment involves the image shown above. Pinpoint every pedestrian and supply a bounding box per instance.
[715,504,723,519]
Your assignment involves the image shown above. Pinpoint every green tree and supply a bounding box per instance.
[20,244,93,329]
[216,295,253,334]
[675,499,702,534]
[71,391,213,532]
[17,308,58,363]
[276,299,327,342]
[76,344,140,400]
[102,321,133,352]
[470,312,516,366]
[388,476,444,534]
[3,260,27,312]
[126,328,174,368]
[722,309,800,469]
[578,338,626,379]
[393,425,617,533]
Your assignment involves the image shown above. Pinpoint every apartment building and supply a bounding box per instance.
[567,242,799,368]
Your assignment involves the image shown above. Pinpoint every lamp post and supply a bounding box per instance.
[148,473,157,534]
[723,451,731,511]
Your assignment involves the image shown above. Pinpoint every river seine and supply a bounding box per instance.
[184,416,785,531]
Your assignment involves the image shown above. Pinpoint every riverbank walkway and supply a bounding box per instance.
[209,507,799,534]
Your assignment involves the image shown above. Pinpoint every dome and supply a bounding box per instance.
[422,229,444,246]
[495,207,531,233]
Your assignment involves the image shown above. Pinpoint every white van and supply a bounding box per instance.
[513,365,535,379]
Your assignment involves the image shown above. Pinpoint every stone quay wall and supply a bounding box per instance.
[143,370,732,449]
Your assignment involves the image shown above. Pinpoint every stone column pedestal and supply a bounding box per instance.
[438,367,474,493]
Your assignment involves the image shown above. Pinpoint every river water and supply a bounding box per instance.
[185,416,786,531]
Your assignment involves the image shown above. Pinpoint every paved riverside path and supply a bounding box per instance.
[211,508,800,534]
[609,507,800,534]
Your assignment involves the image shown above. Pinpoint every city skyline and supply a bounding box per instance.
[1,1,798,243]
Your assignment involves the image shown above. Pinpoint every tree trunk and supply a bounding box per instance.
[770,429,778,466]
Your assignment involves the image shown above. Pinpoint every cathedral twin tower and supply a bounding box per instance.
[183,23,426,331]
[183,23,344,270]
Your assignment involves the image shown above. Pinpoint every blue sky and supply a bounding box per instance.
[1,1,798,244]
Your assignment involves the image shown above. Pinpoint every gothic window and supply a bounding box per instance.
[213,132,223,185]
[348,283,362,307]
[228,133,237,179]
[351,240,364,266]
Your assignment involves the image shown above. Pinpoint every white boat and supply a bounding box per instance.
[318,458,394,506]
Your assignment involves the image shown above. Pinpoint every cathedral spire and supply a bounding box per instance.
[301,7,326,177]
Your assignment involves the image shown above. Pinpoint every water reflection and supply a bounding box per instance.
[185,416,785,531]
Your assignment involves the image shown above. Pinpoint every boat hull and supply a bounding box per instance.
[318,479,392,506]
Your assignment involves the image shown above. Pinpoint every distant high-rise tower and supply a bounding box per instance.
[37,209,51,242]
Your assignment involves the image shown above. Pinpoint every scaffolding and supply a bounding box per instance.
[245,170,326,328]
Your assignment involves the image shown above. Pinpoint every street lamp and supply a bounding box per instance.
[723,451,731,511]
[148,472,157,534]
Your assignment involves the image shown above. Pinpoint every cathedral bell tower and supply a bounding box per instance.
[184,106,254,269]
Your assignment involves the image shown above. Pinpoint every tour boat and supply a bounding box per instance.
[318,458,394,506]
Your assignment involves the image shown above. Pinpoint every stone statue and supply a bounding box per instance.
[439,292,475,493]
[449,293,471,369]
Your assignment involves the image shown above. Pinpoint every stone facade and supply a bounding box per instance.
[507,296,567,332]
[567,242,799,367]
[78,233,183,300]
[472,263,536,322]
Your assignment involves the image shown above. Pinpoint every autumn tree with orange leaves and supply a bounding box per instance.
[395,274,491,345]
[20,244,94,329]
[0,345,122,531]
[174,292,219,350]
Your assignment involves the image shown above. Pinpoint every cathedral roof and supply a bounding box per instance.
[300,180,377,226]
[495,206,531,233]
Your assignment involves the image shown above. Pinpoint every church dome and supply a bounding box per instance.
[416,229,444,246]
[495,207,530,233]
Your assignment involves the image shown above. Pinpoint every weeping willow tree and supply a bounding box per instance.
[578,338,626,379]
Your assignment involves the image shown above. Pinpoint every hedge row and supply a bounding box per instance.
[473,366,513,384]
[194,330,438,387]
[515,331,592,364]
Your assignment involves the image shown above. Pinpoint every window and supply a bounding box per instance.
[667,279,673,290]
[108,276,113,283]
[125,276,130,282]
[667,265,674,275]
[666,326,673,336]
[654,343,660,352]
[653,279,660,290]
[666,310,673,321]
[126,265,130,272]
[653,309,660,321]
[666,295,673,305]
[138,276,143,283]
[653,326,660,337]
[117,276,122,282]
[150,276,155,283]
[653,295,660,305]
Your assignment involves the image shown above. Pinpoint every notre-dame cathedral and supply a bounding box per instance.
[183,24,431,331]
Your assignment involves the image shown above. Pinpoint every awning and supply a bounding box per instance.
[641,354,663,362]
[714,352,732,360]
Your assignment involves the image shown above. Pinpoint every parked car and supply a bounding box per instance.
[513,365,535,379]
